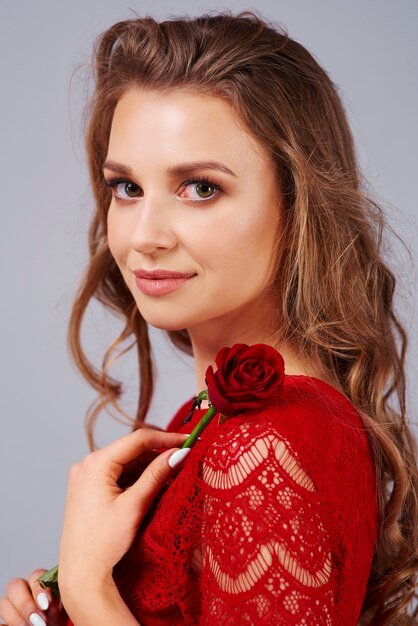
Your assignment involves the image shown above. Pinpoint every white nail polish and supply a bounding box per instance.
[168,447,191,469]
[37,592,49,610]
[29,613,46,626]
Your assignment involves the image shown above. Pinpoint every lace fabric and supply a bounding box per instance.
[197,418,335,624]
[69,376,378,625]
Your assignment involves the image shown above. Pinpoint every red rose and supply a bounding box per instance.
[205,343,285,418]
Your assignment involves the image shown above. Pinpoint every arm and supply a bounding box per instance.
[197,417,336,624]
[61,577,141,626]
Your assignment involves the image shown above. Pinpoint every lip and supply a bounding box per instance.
[132,268,197,296]
[133,269,196,279]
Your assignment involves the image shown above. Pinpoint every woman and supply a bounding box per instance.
[1,10,417,626]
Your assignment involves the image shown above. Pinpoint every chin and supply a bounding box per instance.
[138,309,193,332]
[134,297,211,333]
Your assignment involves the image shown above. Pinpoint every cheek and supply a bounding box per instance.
[207,203,279,279]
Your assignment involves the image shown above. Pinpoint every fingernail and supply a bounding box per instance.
[29,613,47,626]
[168,447,191,469]
[182,433,203,440]
[37,592,49,610]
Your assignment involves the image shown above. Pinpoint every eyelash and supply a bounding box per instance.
[104,175,224,203]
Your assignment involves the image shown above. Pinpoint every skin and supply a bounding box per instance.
[106,87,315,402]
[0,87,321,625]
[0,430,189,626]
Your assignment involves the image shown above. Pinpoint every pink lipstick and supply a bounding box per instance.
[132,269,196,296]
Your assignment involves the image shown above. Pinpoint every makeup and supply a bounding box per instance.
[133,269,196,296]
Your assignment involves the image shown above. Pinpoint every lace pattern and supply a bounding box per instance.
[195,418,336,624]
[110,377,378,626]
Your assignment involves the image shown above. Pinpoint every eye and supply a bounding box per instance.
[104,178,142,200]
[104,175,223,203]
[180,176,223,202]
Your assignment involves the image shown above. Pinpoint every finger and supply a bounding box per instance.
[118,448,162,489]
[0,596,24,625]
[28,569,52,611]
[123,446,190,516]
[97,429,189,466]
[3,577,47,625]
[121,447,161,475]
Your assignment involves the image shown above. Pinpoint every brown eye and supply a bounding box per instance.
[178,176,223,202]
[105,179,142,201]
[196,181,215,199]
[122,182,141,198]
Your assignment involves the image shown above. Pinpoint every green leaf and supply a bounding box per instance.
[38,565,60,599]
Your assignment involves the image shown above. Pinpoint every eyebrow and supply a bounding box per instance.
[102,159,237,178]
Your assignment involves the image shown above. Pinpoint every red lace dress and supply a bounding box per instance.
[70,375,379,625]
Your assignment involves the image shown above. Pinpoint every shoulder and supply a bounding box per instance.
[167,375,375,479]
[215,375,365,456]
[199,375,376,492]
[279,375,375,467]
[278,375,367,451]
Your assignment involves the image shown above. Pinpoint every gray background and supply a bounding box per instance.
[1,0,417,592]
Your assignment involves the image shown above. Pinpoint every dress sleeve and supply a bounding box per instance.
[195,415,338,625]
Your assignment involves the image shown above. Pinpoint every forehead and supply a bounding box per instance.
[107,87,272,171]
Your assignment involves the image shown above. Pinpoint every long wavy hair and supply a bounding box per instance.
[67,10,417,624]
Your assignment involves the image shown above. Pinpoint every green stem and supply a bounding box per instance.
[180,406,218,448]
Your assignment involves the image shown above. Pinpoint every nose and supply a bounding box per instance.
[130,193,177,256]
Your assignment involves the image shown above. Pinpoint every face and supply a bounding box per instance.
[105,87,282,347]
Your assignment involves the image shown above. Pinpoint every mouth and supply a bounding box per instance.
[132,269,197,296]
[133,269,196,280]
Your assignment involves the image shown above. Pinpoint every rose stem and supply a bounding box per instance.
[180,406,217,449]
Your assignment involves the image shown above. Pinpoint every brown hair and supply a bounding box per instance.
[68,10,417,623]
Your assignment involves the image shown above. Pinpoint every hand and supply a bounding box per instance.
[58,429,189,601]
[117,423,165,489]
[0,568,68,626]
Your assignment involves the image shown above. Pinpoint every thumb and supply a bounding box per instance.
[123,447,191,515]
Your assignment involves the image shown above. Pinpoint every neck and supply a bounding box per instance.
[187,293,335,407]
[187,301,324,404]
